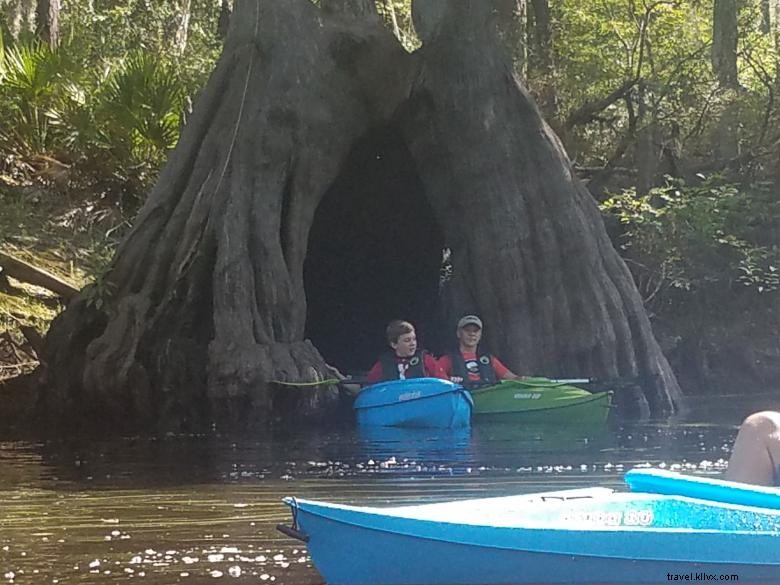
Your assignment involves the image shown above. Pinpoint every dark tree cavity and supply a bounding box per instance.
[38,0,682,433]
[304,127,445,372]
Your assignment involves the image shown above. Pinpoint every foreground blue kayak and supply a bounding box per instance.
[353,378,472,428]
[626,467,780,509]
[279,486,780,584]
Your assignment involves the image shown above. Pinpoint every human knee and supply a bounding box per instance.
[740,411,780,434]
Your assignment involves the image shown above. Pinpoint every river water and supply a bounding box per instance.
[1,392,778,585]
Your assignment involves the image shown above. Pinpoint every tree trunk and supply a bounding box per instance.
[174,0,192,54]
[774,0,780,81]
[40,0,409,432]
[321,0,378,18]
[217,0,231,40]
[712,0,738,86]
[529,0,552,72]
[528,0,557,119]
[35,0,59,48]
[712,0,739,161]
[2,0,36,40]
[382,0,401,41]
[761,0,771,34]
[635,81,659,195]
[495,0,527,82]
[772,0,780,190]
[401,1,681,417]
[38,0,682,432]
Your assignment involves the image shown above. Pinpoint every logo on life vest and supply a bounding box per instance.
[479,356,490,365]
[409,356,420,366]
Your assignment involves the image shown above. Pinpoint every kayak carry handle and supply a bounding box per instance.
[276,523,310,543]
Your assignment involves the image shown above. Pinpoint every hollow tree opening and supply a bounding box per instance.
[304,127,445,373]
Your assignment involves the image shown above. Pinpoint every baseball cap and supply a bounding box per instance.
[457,315,483,329]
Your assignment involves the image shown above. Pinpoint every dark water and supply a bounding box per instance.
[1,392,778,585]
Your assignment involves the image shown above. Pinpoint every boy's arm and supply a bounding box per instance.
[365,361,382,383]
[436,354,452,376]
[325,364,362,395]
[424,353,449,380]
[436,354,463,384]
[492,356,520,380]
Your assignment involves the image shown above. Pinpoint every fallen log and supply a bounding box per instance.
[0,251,79,300]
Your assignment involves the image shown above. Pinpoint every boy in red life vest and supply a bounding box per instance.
[437,315,521,388]
[365,320,447,383]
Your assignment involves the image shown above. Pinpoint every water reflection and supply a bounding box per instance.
[356,425,474,472]
[0,392,777,584]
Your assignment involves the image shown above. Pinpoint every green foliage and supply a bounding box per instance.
[549,0,780,176]
[0,0,222,211]
[83,272,117,312]
[102,52,184,155]
[0,41,70,154]
[45,50,187,203]
[376,0,419,51]
[602,177,780,310]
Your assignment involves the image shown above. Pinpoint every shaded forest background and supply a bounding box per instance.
[1,0,778,395]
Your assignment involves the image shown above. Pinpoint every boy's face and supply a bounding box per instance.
[391,331,417,357]
[457,324,482,349]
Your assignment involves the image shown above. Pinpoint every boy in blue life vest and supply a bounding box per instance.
[365,320,447,383]
[437,315,521,388]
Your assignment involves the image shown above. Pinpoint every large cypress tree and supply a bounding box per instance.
[39,0,682,432]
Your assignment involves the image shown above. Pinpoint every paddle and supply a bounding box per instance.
[269,369,370,390]
[468,375,644,394]
[468,377,585,392]
[527,375,652,388]
[549,378,591,384]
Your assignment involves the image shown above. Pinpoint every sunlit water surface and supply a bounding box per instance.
[1,392,778,584]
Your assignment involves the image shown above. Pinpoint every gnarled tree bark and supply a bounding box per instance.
[40,0,408,432]
[402,1,681,416]
[38,0,681,433]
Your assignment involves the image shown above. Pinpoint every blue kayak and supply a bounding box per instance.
[353,378,472,428]
[279,486,780,585]
[625,467,780,509]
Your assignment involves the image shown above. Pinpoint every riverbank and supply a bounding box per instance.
[0,184,122,380]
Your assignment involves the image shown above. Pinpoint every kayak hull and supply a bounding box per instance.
[354,378,473,428]
[626,468,780,509]
[471,379,612,424]
[282,489,780,585]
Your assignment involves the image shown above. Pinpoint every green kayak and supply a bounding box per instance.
[470,377,612,424]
